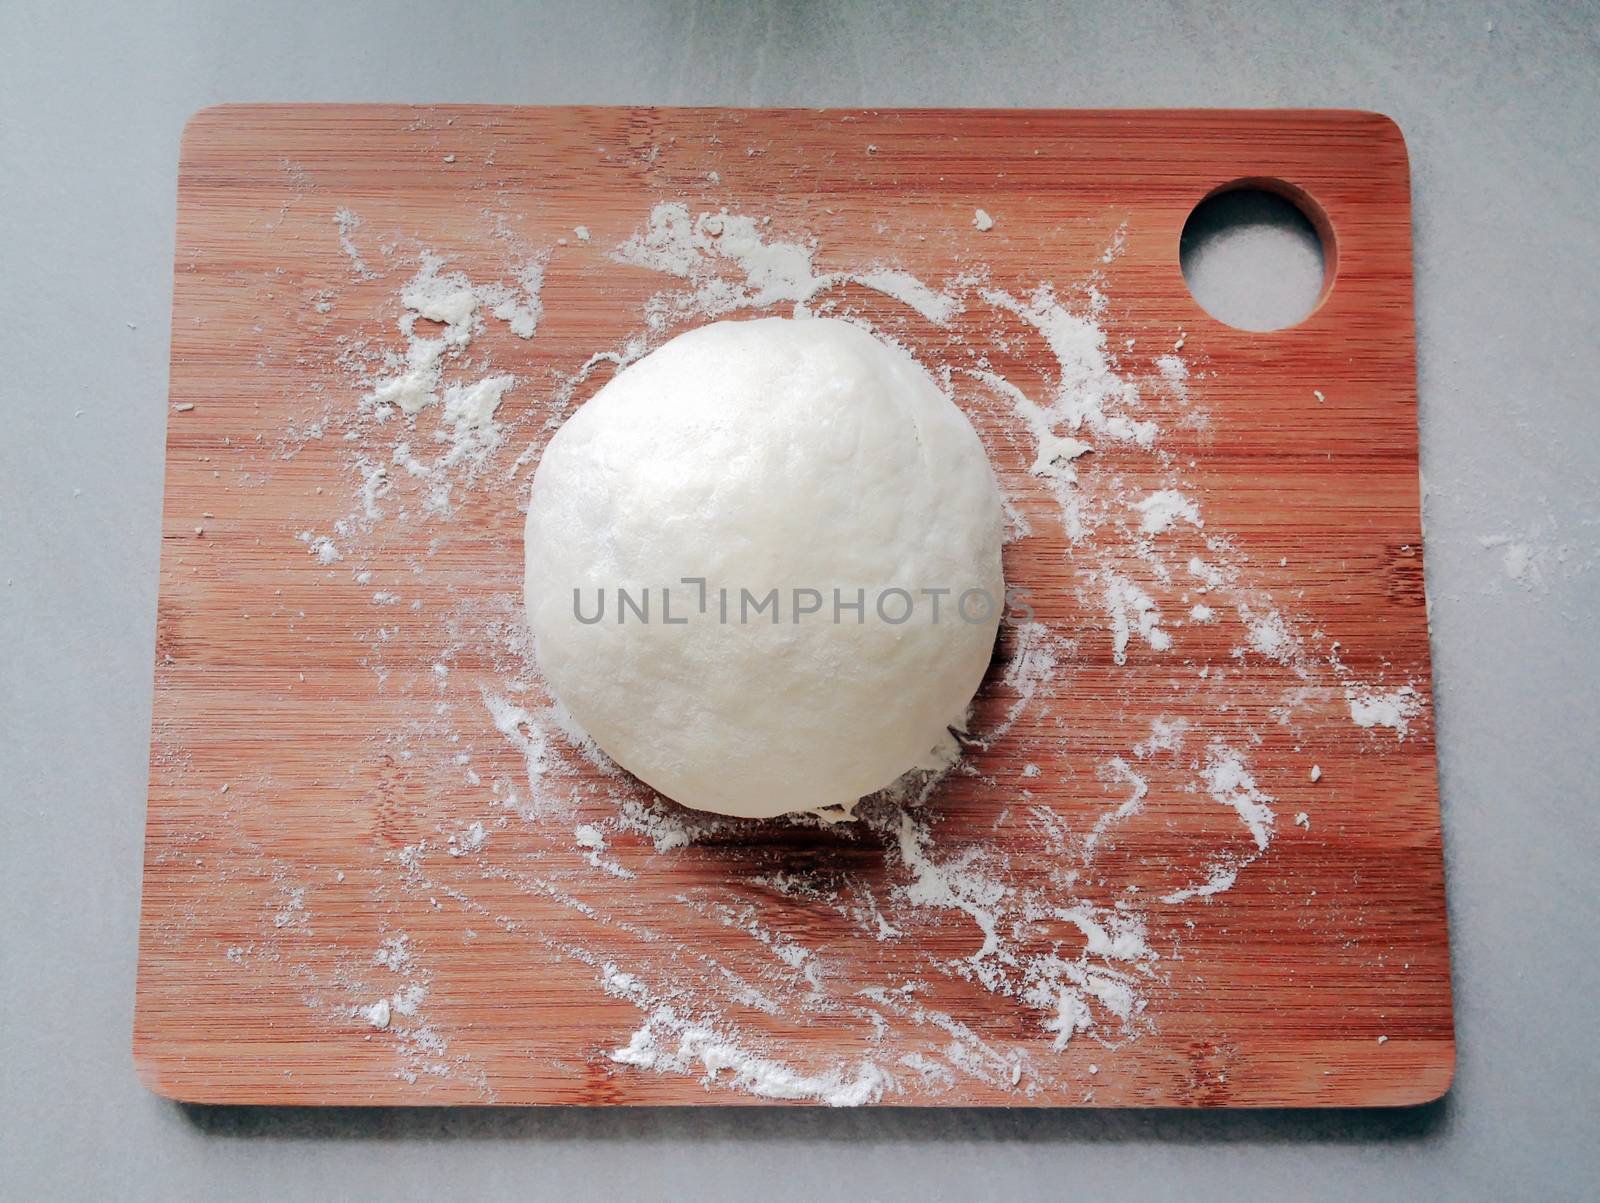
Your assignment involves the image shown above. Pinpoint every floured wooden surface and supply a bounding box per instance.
[136,106,1452,1106]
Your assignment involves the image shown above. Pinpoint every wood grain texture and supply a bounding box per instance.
[135,106,1452,1107]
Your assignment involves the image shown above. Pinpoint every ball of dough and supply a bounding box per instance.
[524,316,1004,819]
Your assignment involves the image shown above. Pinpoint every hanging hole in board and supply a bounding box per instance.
[1179,180,1336,332]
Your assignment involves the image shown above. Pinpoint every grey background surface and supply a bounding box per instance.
[3,1,1597,1199]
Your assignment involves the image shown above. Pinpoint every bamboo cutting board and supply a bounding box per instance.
[136,106,1452,1107]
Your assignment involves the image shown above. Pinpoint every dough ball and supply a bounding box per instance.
[524,316,1004,819]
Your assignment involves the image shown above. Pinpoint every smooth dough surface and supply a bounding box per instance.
[524,316,1004,819]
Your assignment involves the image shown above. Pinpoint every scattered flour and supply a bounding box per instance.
[204,189,1433,1107]
[1162,863,1241,904]
[615,202,967,327]
[399,254,480,339]
[611,1010,887,1106]
[982,285,1158,449]
[1104,574,1172,664]
[447,821,488,857]
[573,823,635,878]
[1201,744,1276,851]
[1239,606,1299,665]
[849,268,965,324]
[366,337,446,416]
[1187,556,1226,591]
[1155,353,1188,398]
[894,810,1007,961]
[484,693,555,812]
[1346,685,1423,739]
[1133,717,1189,759]
[1134,489,1202,535]
[1083,758,1149,858]
[298,531,342,564]
[968,368,1095,539]
[334,208,378,279]
[614,203,831,313]
[602,964,887,1106]
[359,998,392,1029]
[479,260,547,339]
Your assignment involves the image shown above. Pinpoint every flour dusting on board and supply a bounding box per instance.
[177,175,1431,1106]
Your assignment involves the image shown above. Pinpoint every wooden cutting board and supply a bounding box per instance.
[135,106,1452,1107]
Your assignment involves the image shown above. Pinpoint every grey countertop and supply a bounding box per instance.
[3,2,1597,1199]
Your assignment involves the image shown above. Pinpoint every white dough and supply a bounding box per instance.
[523,317,1004,819]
